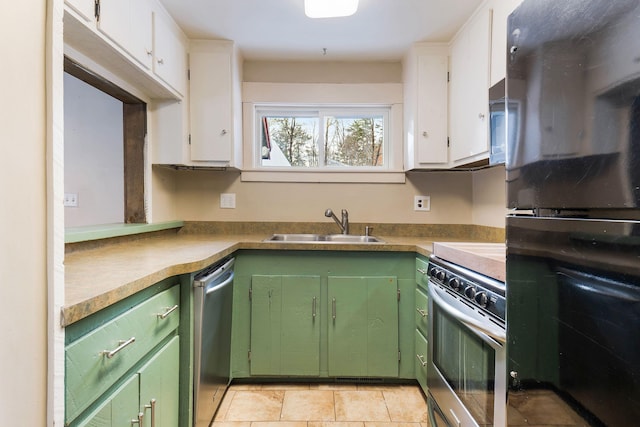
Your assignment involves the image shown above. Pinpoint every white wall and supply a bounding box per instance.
[472,165,507,228]
[64,72,124,227]
[0,0,48,425]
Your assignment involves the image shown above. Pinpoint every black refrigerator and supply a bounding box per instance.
[505,1,640,426]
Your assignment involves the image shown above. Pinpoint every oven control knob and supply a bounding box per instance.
[475,291,489,307]
[436,270,446,281]
[448,278,461,291]
[464,286,476,299]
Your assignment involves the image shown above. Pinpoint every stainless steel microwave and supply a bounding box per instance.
[489,78,518,165]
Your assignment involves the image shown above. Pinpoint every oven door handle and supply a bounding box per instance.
[430,284,506,345]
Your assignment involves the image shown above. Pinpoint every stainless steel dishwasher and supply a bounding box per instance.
[193,257,235,427]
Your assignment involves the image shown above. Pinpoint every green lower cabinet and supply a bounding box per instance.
[327,276,399,377]
[139,336,180,427]
[415,329,428,392]
[75,336,179,427]
[250,275,321,376]
[76,373,140,427]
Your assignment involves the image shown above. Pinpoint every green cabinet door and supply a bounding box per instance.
[327,276,399,377]
[139,336,180,427]
[250,275,321,376]
[76,374,139,427]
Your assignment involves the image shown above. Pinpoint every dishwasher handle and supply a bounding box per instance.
[194,258,235,288]
[205,270,234,295]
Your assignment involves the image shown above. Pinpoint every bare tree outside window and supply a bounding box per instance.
[258,108,388,169]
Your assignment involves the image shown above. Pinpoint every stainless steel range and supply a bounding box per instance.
[427,255,507,427]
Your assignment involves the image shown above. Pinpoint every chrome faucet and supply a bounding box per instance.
[325,208,349,235]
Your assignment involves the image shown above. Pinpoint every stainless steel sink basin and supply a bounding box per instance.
[264,233,384,243]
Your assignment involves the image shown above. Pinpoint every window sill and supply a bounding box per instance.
[240,170,406,183]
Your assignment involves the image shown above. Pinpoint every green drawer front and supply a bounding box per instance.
[65,285,180,423]
[415,288,428,337]
[415,329,428,393]
[416,257,429,289]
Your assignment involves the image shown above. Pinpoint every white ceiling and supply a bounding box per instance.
[159,0,483,61]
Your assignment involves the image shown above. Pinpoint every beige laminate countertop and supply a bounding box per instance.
[432,241,506,282]
[63,233,441,326]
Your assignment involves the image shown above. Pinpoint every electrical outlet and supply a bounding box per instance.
[414,195,430,211]
[64,193,78,207]
[220,193,236,209]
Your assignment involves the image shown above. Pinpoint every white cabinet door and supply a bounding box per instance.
[403,44,449,169]
[97,0,153,70]
[153,8,187,96]
[65,0,95,22]
[97,0,130,50]
[416,53,449,165]
[130,0,153,70]
[449,8,492,165]
[189,43,233,163]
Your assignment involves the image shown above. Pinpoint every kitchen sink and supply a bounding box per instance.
[264,233,385,243]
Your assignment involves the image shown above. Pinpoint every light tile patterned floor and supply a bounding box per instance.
[213,383,430,427]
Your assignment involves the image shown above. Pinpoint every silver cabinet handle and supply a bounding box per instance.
[144,399,156,427]
[221,129,228,136]
[103,337,135,359]
[332,298,336,320]
[416,308,427,318]
[312,297,317,319]
[417,268,428,275]
[422,131,428,137]
[157,58,164,64]
[157,304,178,320]
[131,412,144,425]
[416,354,427,367]
[145,49,152,56]
[478,113,486,120]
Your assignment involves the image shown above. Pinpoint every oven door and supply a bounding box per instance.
[428,282,507,427]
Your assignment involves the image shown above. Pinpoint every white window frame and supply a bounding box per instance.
[241,82,405,183]
[255,104,391,171]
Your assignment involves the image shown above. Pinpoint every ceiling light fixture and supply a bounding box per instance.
[304,0,359,18]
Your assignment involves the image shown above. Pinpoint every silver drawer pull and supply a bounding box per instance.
[416,308,428,318]
[103,337,135,359]
[416,354,427,367]
[157,304,179,320]
[417,268,428,275]
[131,412,144,425]
[144,399,156,427]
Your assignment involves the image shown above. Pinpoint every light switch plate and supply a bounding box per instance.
[220,193,236,209]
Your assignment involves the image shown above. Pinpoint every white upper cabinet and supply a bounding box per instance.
[97,0,153,70]
[188,40,243,167]
[153,6,188,96]
[65,0,95,22]
[63,0,186,99]
[403,44,449,170]
[449,7,492,166]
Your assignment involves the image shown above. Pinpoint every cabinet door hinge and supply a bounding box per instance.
[447,137,450,148]
[188,134,192,145]
[447,71,450,82]
[248,350,251,361]
[249,287,252,300]
[187,69,190,81]
[94,0,100,20]
[397,289,401,301]
[398,351,401,362]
